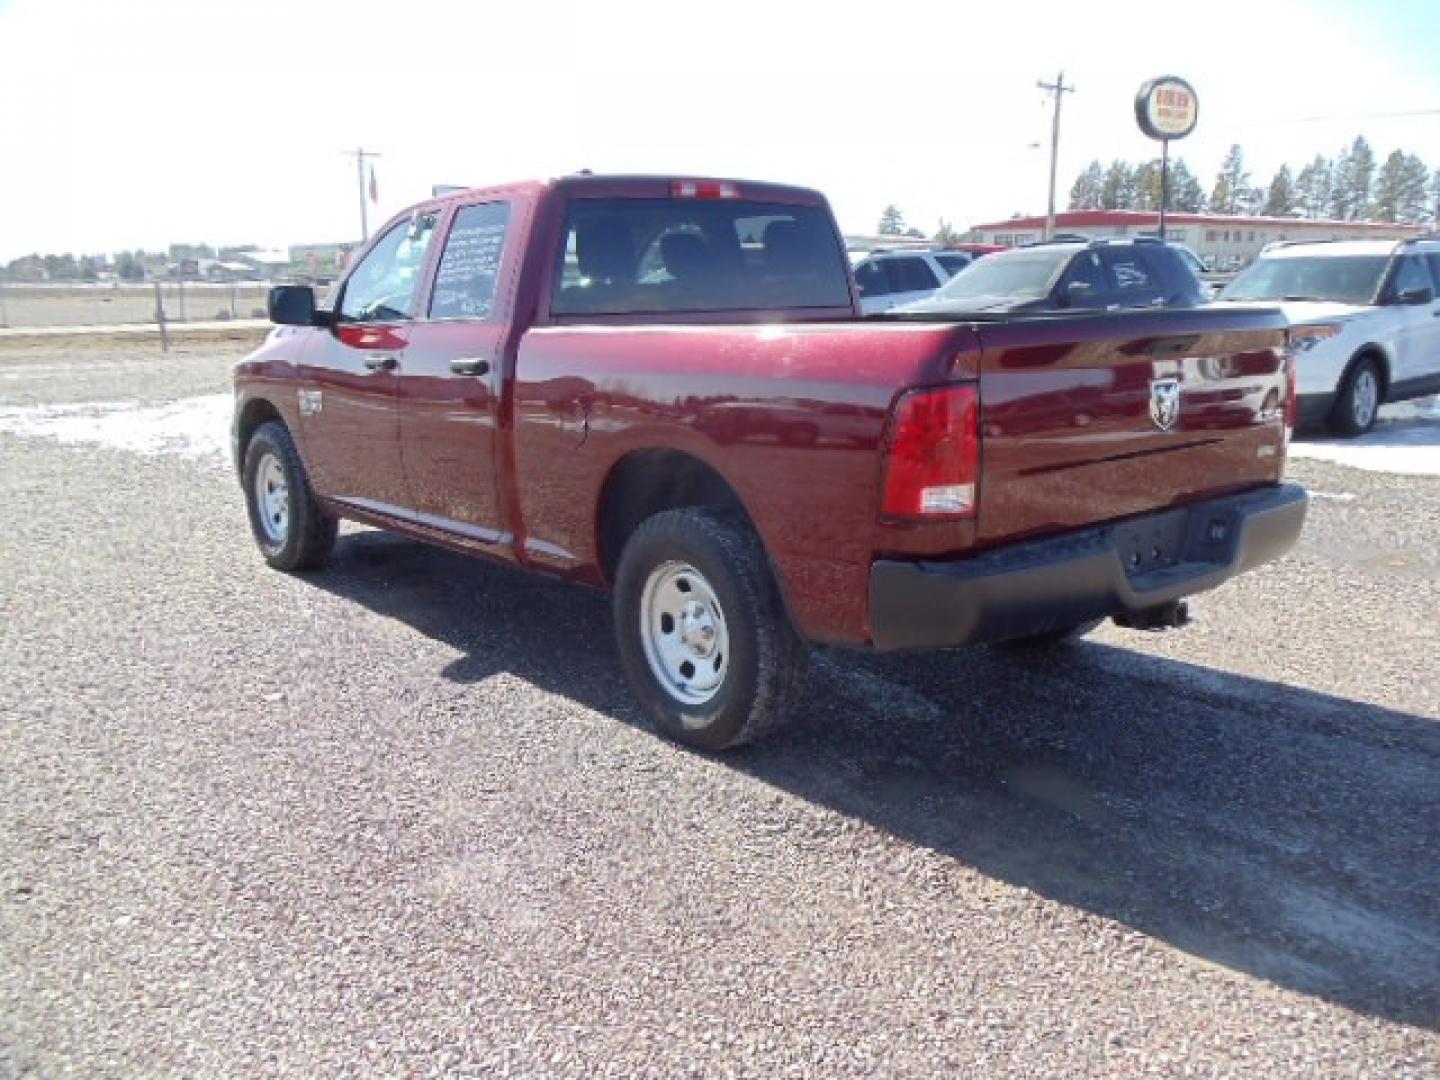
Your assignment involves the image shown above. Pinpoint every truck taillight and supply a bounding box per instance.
[881,385,979,520]
[672,180,740,199]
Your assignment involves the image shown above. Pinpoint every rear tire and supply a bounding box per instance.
[1328,356,1382,437]
[613,508,809,750]
[242,420,337,571]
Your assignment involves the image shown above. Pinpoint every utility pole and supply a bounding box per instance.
[343,148,382,241]
[1037,71,1075,240]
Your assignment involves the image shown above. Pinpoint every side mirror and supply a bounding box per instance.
[1059,280,1094,307]
[1396,286,1435,306]
[268,284,320,326]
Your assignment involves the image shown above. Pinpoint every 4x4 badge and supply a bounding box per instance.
[1150,377,1180,431]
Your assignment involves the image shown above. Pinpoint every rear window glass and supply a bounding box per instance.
[935,254,971,277]
[551,199,850,315]
[887,257,940,292]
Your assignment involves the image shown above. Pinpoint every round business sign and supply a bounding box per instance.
[1135,76,1198,140]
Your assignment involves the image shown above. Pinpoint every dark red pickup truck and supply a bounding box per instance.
[234,174,1307,748]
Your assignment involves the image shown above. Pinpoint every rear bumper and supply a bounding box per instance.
[868,483,1308,651]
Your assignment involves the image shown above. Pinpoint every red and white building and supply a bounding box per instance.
[967,210,1424,268]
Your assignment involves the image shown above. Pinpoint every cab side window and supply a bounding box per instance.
[430,202,511,320]
[339,213,439,322]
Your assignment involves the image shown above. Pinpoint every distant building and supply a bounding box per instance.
[967,210,1424,268]
[289,242,356,279]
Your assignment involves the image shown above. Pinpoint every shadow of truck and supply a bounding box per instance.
[309,529,1440,1031]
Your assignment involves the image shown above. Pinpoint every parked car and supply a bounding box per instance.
[852,248,977,314]
[235,173,1305,751]
[894,236,1207,315]
[1217,236,1440,435]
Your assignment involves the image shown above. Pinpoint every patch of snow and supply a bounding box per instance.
[1288,397,1440,477]
[0,393,232,463]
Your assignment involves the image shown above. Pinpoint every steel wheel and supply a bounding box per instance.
[1351,367,1379,430]
[640,560,730,710]
[253,452,290,545]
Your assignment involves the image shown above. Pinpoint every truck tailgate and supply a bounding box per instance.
[972,308,1290,545]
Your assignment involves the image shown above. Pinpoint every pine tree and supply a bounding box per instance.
[1295,155,1333,219]
[877,205,905,235]
[1100,160,1136,209]
[1331,136,1377,220]
[1169,159,1206,213]
[1068,161,1105,210]
[1209,145,1249,215]
[933,219,962,246]
[1262,165,1297,217]
[1133,160,1164,211]
[1370,150,1429,222]
[1430,171,1440,225]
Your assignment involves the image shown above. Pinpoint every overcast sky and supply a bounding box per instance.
[1,0,1437,260]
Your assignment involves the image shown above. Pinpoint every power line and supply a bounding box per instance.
[1037,71,1076,240]
[1233,107,1440,128]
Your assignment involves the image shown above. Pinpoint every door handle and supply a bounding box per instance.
[364,353,398,372]
[450,357,491,376]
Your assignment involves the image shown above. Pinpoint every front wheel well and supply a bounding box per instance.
[236,396,285,459]
[1348,347,1390,397]
[596,450,749,582]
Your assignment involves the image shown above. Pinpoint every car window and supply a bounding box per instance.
[339,213,439,322]
[429,202,511,320]
[1390,255,1434,299]
[1058,250,1110,306]
[1427,254,1440,288]
[551,198,850,316]
[887,257,940,293]
[935,254,971,277]
[1220,255,1389,304]
[1100,248,1163,305]
[933,249,1070,300]
[855,259,893,298]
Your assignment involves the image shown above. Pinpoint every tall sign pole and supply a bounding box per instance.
[1038,71,1075,240]
[1135,77,1198,241]
[344,148,383,241]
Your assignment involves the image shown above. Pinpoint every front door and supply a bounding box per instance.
[1387,254,1440,388]
[299,212,439,512]
[397,200,514,546]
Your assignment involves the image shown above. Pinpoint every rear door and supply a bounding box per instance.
[396,200,515,546]
[974,308,1290,543]
[299,212,440,509]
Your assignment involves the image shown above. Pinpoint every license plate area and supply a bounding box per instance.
[1114,509,1188,578]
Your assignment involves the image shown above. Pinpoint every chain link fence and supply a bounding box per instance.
[0,280,273,329]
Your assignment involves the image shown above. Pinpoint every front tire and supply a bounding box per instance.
[613,508,809,750]
[1328,356,1382,437]
[242,420,336,571]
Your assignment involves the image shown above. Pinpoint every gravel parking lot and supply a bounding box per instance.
[1,333,1437,1075]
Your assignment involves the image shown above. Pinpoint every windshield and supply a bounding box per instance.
[933,250,1069,300]
[1220,255,1389,304]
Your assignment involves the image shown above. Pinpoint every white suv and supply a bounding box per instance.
[850,249,977,314]
[1217,237,1440,435]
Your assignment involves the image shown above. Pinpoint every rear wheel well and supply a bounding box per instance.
[597,450,748,582]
